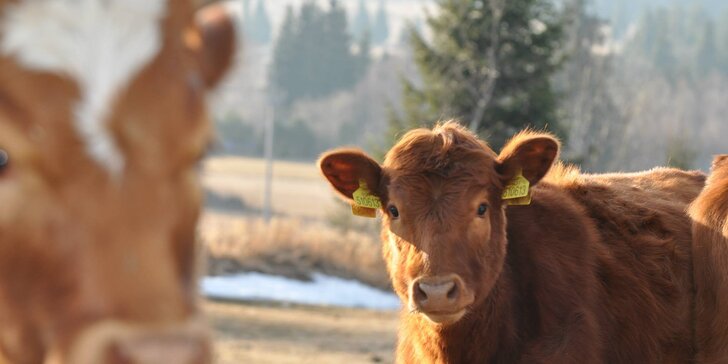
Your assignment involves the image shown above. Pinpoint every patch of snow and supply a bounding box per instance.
[201,272,401,310]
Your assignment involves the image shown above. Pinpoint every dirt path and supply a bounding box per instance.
[205,300,399,364]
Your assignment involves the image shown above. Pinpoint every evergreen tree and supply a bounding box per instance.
[321,1,358,94]
[355,34,372,76]
[270,0,370,107]
[413,17,424,37]
[557,0,624,170]
[695,21,718,76]
[372,0,390,45]
[391,0,566,150]
[720,10,728,72]
[271,6,298,96]
[250,0,272,44]
[625,6,725,79]
[398,18,422,45]
[241,0,251,33]
[352,0,371,42]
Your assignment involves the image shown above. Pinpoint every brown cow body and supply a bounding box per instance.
[0,0,235,363]
[319,122,705,363]
[394,167,703,363]
[690,155,728,363]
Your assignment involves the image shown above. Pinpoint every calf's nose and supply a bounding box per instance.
[412,275,465,313]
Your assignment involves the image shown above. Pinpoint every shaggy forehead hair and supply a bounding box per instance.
[384,121,498,183]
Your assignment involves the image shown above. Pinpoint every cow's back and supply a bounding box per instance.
[549,166,705,363]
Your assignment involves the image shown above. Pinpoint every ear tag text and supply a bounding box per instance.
[351,179,381,218]
[502,171,531,206]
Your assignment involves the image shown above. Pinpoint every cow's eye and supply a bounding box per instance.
[0,149,8,175]
[388,205,400,219]
[477,203,488,216]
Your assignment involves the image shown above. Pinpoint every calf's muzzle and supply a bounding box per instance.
[411,274,474,324]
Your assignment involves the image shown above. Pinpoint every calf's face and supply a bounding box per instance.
[320,124,558,325]
[0,1,235,362]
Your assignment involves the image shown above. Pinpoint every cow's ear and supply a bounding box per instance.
[496,131,559,186]
[194,3,236,89]
[318,149,383,203]
[712,155,728,172]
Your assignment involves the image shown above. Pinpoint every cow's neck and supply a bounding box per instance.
[400,267,519,363]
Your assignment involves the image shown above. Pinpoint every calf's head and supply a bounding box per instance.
[0,0,235,362]
[319,122,559,325]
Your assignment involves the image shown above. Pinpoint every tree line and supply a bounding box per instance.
[227,0,726,169]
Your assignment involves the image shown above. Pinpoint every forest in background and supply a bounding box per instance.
[211,0,728,172]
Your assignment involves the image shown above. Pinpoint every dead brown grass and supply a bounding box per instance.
[200,156,391,290]
[201,156,335,219]
[204,156,321,180]
[206,300,397,364]
[200,212,390,290]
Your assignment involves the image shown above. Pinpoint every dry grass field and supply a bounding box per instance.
[201,212,389,288]
[200,156,398,363]
[201,156,334,219]
[200,156,390,289]
[206,300,398,364]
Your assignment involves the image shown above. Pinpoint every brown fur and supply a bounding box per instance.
[690,155,728,363]
[319,121,705,363]
[0,1,235,363]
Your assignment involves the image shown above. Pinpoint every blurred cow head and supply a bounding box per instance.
[0,0,235,362]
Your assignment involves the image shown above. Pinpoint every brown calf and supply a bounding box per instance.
[690,155,728,364]
[320,122,705,363]
[0,1,235,363]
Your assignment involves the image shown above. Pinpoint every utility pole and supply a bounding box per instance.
[262,89,275,223]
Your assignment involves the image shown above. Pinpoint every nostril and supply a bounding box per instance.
[446,282,459,300]
[414,282,428,302]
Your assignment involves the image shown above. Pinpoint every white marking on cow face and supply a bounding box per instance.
[0,0,168,177]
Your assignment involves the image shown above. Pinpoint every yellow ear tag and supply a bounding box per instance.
[351,204,377,218]
[351,179,382,218]
[502,171,532,206]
